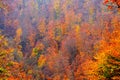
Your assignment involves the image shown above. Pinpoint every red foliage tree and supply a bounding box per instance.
[104,0,120,8]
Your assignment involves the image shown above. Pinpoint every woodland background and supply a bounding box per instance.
[0,0,120,80]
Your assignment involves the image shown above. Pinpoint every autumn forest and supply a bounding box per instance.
[0,0,120,80]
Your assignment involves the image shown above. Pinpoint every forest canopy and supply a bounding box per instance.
[0,0,120,80]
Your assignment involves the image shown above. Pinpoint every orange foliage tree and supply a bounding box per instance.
[88,17,120,80]
[0,31,31,80]
[0,31,14,79]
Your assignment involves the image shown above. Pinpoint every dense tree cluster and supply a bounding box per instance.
[0,0,120,80]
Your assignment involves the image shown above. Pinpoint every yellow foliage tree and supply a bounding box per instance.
[15,27,22,44]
